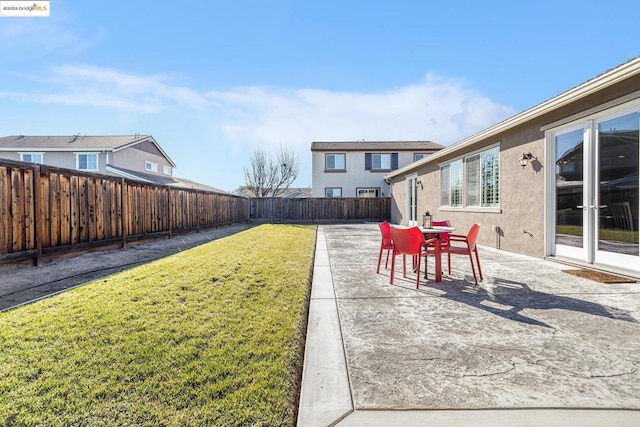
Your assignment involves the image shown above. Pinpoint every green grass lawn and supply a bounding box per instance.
[0,224,317,426]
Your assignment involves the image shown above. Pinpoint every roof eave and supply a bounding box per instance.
[105,165,154,183]
[0,147,115,152]
[386,56,640,180]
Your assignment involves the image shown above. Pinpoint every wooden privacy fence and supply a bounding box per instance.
[249,197,390,222]
[0,160,249,264]
[1,159,392,265]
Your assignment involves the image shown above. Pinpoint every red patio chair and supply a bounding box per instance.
[443,223,483,285]
[377,221,393,274]
[389,226,437,289]
[431,220,452,250]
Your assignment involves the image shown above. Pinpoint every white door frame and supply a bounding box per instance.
[546,99,639,274]
[406,174,418,226]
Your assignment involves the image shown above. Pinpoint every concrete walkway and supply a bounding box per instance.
[298,224,640,426]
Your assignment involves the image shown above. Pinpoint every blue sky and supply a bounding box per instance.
[2,0,639,192]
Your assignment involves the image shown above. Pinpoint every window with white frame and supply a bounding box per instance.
[480,147,499,207]
[77,153,98,171]
[20,153,43,164]
[357,188,379,198]
[440,145,499,208]
[451,160,463,207]
[414,153,429,162]
[163,165,172,175]
[145,161,158,172]
[440,160,463,207]
[372,153,391,170]
[325,153,346,171]
[325,187,342,197]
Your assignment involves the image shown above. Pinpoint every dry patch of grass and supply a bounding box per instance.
[0,224,316,426]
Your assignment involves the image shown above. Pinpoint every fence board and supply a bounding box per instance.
[0,167,9,254]
[70,175,79,244]
[248,197,390,223]
[0,160,391,264]
[60,175,71,245]
[79,176,89,242]
[87,177,97,241]
[50,172,61,246]
[95,178,104,240]
[101,180,111,239]
[11,169,26,251]
[24,169,35,250]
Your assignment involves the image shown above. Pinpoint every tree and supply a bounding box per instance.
[232,185,250,196]
[243,146,299,197]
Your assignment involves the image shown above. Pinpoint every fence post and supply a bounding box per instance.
[167,187,172,239]
[280,198,284,223]
[195,191,200,233]
[33,165,42,266]
[120,178,127,249]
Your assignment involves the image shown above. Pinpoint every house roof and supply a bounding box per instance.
[311,141,443,151]
[0,134,177,167]
[236,186,312,198]
[280,187,313,198]
[386,55,640,179]
[106,165,231,194]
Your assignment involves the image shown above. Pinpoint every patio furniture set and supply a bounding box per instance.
[377,220,483,287]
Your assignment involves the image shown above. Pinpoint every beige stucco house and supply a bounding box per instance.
[385,57,640,278]
[311,141,443,198]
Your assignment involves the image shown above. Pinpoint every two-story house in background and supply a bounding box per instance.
[311,140,444,197]
[0,134,227,193]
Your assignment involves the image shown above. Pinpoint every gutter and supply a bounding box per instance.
[0,147,114,152]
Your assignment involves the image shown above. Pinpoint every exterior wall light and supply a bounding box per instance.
[519,152,536,168]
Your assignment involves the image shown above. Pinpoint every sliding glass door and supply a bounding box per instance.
[555,126,588,260]
[551,105,639,272]
[594,112,639,266]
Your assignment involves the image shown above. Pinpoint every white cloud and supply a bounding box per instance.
[4,64,513,189]
[205,73,513,152]
[198,75,513,188]
[43,65,209,112]
[15,64,512,150]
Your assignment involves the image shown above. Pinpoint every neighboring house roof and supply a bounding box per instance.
[236,187,312,198]
[386,55,640,180]
[106,165,231,194]
[0,134,177,167]
[280,187,312,198]
[311,141,444,151]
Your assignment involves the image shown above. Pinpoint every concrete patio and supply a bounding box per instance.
[298,224,640,426]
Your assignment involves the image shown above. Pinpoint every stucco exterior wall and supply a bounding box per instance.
[0,151,108,173]
[312,151,421,197]
[390,130,547,257]
[1,144,173,177]
[112,148,172,175]
[389,75,640,259]
[0,152,21,162]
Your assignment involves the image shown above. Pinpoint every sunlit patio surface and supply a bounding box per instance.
[299,223,640,425]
